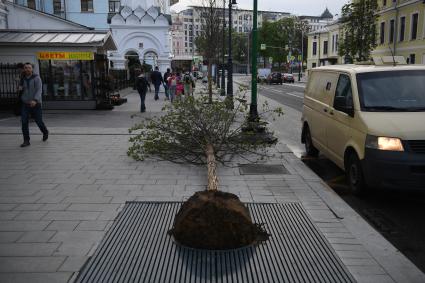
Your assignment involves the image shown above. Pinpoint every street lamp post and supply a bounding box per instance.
[227,0,237,101]
[220,0,226,96]
[249,0,258,121]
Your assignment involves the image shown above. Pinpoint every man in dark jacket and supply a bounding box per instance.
[163,68,171,100]
[150,66,163,100]
[136,69,150,113]
[19,63,49,147]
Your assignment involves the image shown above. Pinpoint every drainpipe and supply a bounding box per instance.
[393,0,399,55]
[63,0,67,20]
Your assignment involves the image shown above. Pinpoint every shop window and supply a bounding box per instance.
[53,0,62,15]
[39,60,93,101]
[81,0,94,12]
[409,54,416,64]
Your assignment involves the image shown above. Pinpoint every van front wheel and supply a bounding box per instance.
[346,153,367,195]
[304,127,319,157]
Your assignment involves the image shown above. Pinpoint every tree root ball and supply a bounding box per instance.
[169,190,269,250]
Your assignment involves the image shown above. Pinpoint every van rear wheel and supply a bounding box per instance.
[346,153,367,195]
[304,127,319,157]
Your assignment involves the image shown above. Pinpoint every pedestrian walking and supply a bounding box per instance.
[175,73,184,100]
[167,73,177,103]
[19,63,49,147]
[163,68,171,100]
[150,66,163,100]
[136,69,150,113]
[183,72,194,97]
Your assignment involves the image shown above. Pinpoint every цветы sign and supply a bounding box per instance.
[37,52,94,61]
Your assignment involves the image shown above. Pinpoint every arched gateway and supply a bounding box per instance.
[108,1,171,73]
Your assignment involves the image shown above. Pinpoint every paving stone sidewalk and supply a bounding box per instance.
[0,85,423,283]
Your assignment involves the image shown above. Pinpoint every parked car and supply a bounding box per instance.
[283,73,295,83]
[267,72,283,84]
[257,68,271,83]
[301,63,425,194]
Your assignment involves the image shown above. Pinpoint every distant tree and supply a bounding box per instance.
[194,0,222,103]
[339,0,378,62]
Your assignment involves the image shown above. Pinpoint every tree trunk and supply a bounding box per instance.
[206,144,218,191]
[208,62,213,103]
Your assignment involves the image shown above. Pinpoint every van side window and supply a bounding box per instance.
[334,74,353,112]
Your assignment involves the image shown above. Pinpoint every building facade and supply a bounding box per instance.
[8,0,173,72]
[373,0,425,64]
[170,6,290,59]
[307,20,343,70]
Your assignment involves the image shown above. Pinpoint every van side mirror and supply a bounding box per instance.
[334,96,354,117]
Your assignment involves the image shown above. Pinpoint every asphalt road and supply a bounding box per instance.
[241,78,425,273]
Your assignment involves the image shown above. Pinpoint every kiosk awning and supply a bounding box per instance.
[0,30,117,50]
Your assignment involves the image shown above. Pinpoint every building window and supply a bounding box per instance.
[81,0,93,12]
[312,42,317,56]
[380,22,385,44]
[400,16,405,41]
[53,0,62,15]
[323,41,328,55]
[383,0,386,6]
[389,19,395,43]
[109,0,120,13]
[335,34,339,52]
[27,0,36,9]
[312,63,317,68]
[411,13,418,40]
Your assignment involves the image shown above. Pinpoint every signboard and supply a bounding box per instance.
[37,52,94,61]
[260,44,266,50]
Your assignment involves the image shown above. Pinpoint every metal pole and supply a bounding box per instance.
[226,0,233,98]
[249,0,258,121]
[247,31,250,75]
[220,0,226,96]
[299,29,303,82]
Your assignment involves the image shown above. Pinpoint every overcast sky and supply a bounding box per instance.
[171,0,351,17]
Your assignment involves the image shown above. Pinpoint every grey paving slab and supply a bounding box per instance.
[53,242,95,256]
[0,243,60,256]
[76,220,110,231]
[0,220,51,231]
[45,221,80,231]
[0,257,66,272]
[49,231,104,243]
[14,211,48,221]
[0,272,72,283]
[43,211,100,221]
[0,232,24,243]
[17,231,56,243]
[58,256,90,272]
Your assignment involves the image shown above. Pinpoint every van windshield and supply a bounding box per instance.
[356,70,425,112]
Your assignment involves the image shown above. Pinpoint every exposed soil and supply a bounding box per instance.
[169,190,269,250]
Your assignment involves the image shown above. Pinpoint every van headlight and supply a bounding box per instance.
[365,135,404,151]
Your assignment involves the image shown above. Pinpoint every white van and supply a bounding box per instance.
[301,64,425,194]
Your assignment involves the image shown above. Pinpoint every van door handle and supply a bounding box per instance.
[323,108,328,113]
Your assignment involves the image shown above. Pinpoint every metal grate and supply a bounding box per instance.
[407,140,425,154]
[239,164,289,175]
[76,202,356,283]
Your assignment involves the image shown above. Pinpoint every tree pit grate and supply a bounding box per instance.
[239,164,289,175]
[76,202,356,283]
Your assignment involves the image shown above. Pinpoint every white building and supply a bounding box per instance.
[5,0,173,72]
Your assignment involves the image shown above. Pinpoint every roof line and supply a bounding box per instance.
[6,2,94,30]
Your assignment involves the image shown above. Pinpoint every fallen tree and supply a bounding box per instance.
[128,93,282,249]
